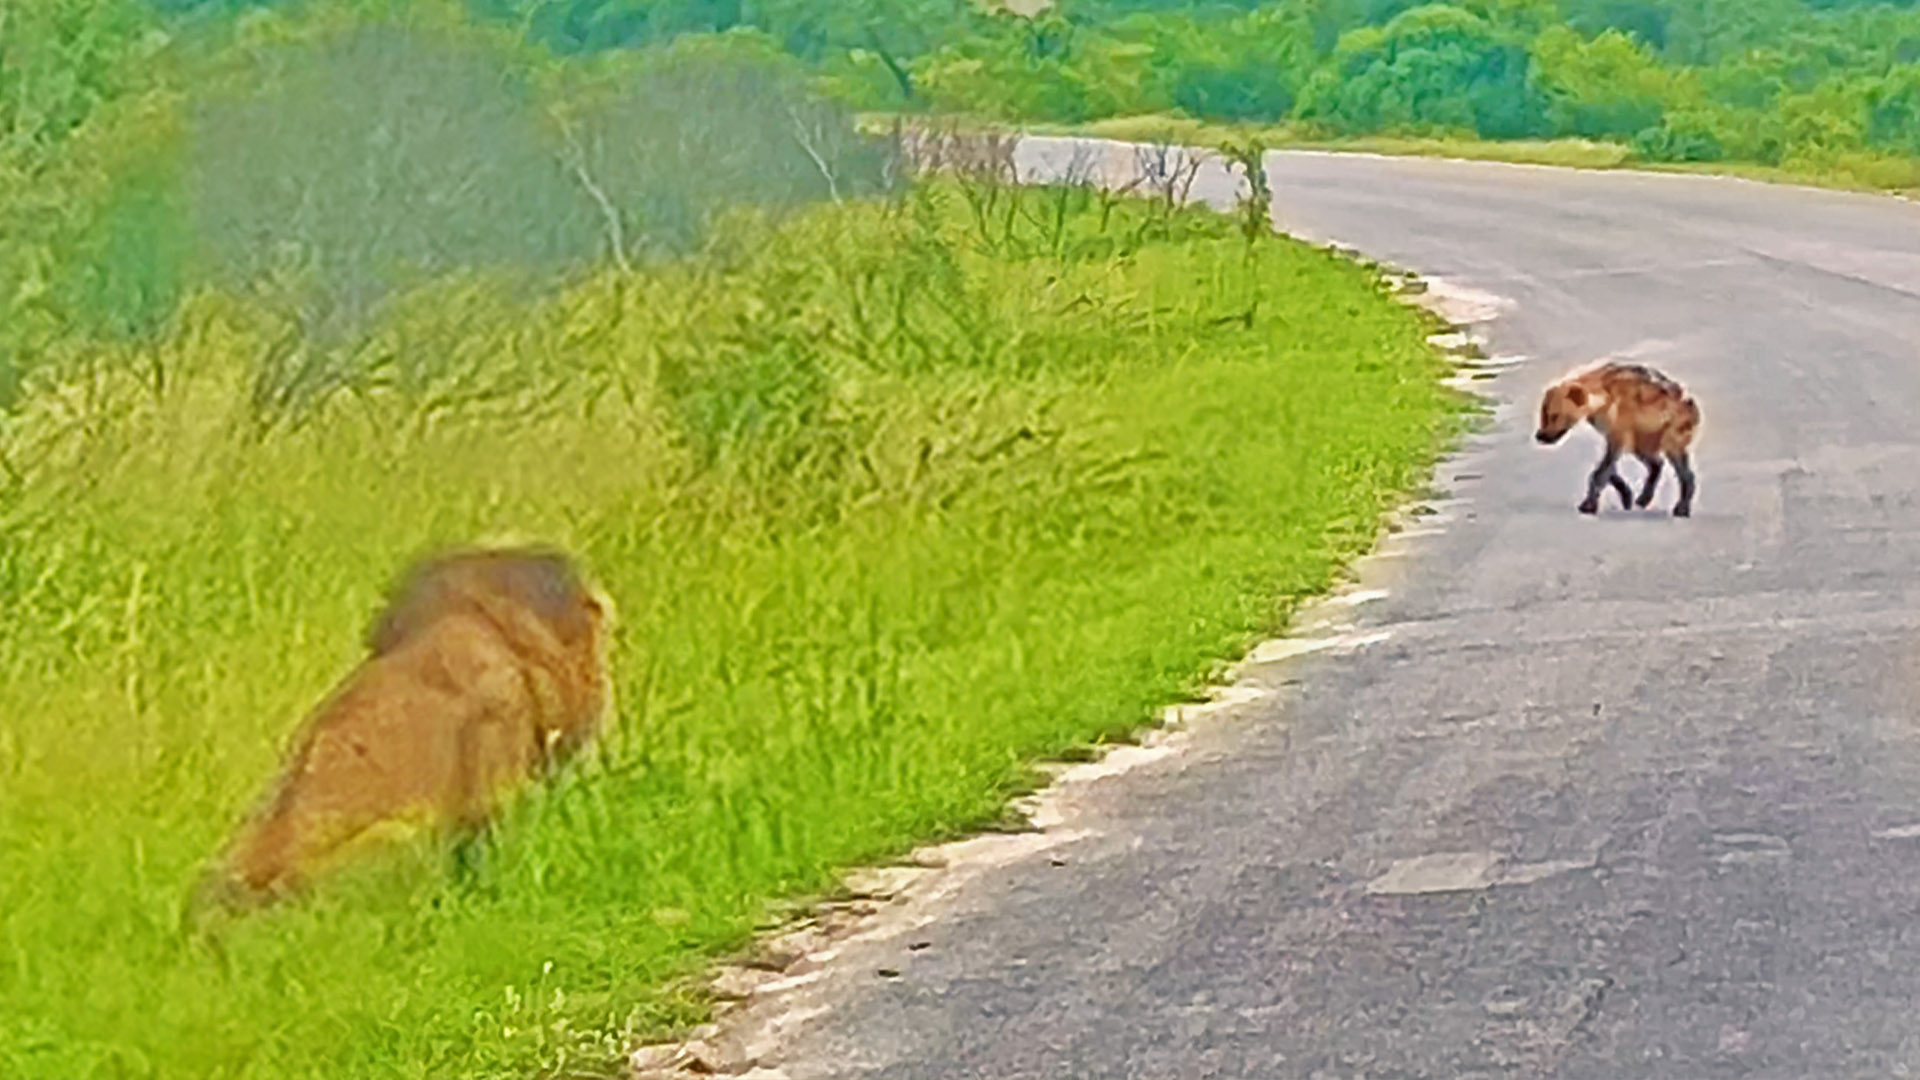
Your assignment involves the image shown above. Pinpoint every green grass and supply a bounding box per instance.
[0,179,1466,1078]
[887,111,1920,200]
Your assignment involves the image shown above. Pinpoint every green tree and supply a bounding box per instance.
[0,0,159,163]
[1530,24,1677,139]
[1295,4,1549,138]
[1701,47,1797,110]
[1120,6,1315,120]
[914,10,1161,122]
[1661,0,1805,65]
[750,0,979,103]
[1866,63,1920,154]
[1775,75,1871,158]
[1561,0,1672,51]
[456,0,745,53]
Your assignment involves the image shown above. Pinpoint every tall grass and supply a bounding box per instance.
[0,173,1464,1077]
[0,7,1466,1075]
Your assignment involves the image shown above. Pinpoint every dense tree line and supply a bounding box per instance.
[11,0,1920,180]
[437,0,1920,172]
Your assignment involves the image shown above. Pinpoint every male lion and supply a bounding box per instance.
[188,543,615,917]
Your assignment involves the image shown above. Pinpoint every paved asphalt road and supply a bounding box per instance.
[733,141,1920,1078]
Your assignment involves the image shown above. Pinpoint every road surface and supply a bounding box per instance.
[719,141,1920,1078]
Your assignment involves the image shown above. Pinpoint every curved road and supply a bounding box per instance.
[724,141,1920,1078]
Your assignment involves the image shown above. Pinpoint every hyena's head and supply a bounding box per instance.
[1535,381,1593,445]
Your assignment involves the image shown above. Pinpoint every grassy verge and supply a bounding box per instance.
[879,111,1920,200]
[0,176,1466,1078]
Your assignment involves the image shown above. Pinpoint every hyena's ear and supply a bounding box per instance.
[1566,385,1588,407]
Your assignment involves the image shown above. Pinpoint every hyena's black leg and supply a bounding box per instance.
[1580,445,1623,515]
[1635,452,1663,509]
[1609,471,1634,510]
[1670,451,1696,518]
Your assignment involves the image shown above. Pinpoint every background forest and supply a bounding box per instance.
[16,0,1920,174]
